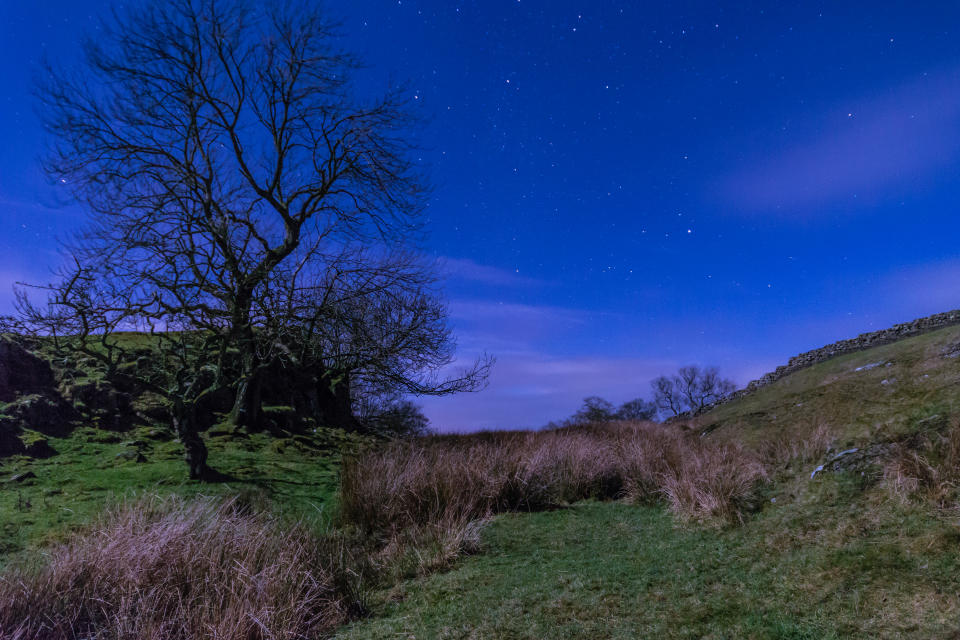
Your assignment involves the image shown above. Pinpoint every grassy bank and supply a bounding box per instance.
[338,492,960,640]
[7,323,960,637]
[0,425,364,563]
[1,417,822,638]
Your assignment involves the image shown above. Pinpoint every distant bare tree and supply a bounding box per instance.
[651,365,736,418]
[616,397,657,421]
[571,396,618,423]
[564,395,656,425]
[10,0,490,477]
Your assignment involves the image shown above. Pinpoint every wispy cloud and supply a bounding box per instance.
[717,68,960,213]
[444,298,627,359]
[441,257,549,288]
[449,299,590,321]
[0,196,65,214]
[420,297,773,431]
[419,351,677,431]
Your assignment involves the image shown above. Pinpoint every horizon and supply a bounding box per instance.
[4,1,960,430]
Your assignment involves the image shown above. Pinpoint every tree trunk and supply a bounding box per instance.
[229,324,263,431]
[317,370,357,430]
[230,359,262,431]
[172,400,209,480]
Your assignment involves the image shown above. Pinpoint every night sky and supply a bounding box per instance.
[3,2,960,430]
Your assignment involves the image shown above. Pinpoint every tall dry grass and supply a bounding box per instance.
[884,421,960,506]
[757,422,835,470]
[0,421,789,638]
[0,495,368,640]
[340,421,769,530]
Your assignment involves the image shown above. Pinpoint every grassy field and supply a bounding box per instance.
[0,424,363,564]
[334,324,960,639]
[7,323,960,637]
[337,494,960,640]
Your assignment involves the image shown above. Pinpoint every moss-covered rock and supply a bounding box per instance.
[19,430,56,458]
[0,339,56,402]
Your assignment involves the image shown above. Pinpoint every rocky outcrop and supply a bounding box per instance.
[62,379,135,431]
[0,393,77,458]
[703,309,960,414]
[0,338,80,458]
[0,339,56,402]
[1,394,76,437]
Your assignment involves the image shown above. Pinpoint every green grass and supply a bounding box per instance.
[339,482,960,639]
[9,323,960,636]
[335,325,960,639]
[0,424,366,564]
[701,323,960,447]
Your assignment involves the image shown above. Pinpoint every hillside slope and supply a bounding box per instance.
[8,321,960,637]
[699,322,960,447]
[339,323,960,639]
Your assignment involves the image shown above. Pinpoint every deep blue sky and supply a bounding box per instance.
[3,2,960,430]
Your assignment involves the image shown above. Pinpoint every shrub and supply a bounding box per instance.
[758,422,835,470]
[0,495,368,640]
[883,420,960,506]
[339,421,770,530]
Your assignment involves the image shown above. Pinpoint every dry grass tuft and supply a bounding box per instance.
[883,421,960,506]
[0,494,368,640]
[340,421,769,529]
[758,422,835,470]
[0,421,825,638]
[656,438,767,523]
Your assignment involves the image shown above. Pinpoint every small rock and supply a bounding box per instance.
[916,414,941,427]
[115,450,147,463]
[7,471,36,483]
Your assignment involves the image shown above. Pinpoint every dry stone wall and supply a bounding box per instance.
[704,309,960,413]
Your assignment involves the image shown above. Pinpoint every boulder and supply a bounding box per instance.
[809,443,893,480]
[0,420,25,457]
[3,394,75,437]
[116,449,147,463]
[62,379,135,430]
[0,339,56,402]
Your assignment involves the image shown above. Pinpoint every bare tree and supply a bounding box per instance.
[565,395,656,425]
[9,265,223,478]
[651,365,735,418]
[570,396,618,424]
[616,397,656,421]
[12,0,489,477]
[259,249,491,429]
[355,391,430,438]
[34,0,438,429]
